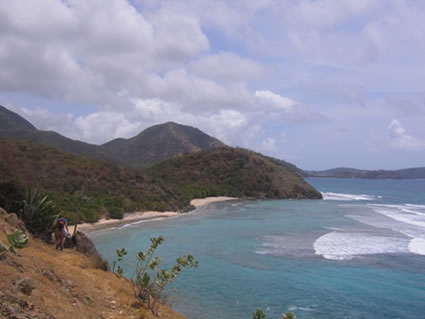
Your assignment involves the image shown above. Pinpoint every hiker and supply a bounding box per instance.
[53,215,70,250]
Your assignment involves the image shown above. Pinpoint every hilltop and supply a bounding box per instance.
[0,207,184,319]
[102,121,225,168]
[0,105,36,130]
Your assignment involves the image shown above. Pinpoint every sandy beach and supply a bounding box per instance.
[71,196,237,233]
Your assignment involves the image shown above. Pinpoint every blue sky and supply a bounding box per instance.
[0,0,424,170]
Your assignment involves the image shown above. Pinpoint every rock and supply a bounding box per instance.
[41,269,61,283]
[15,278,36,296]
[73,231,98,255]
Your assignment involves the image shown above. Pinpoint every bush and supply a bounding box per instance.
[108,207,124,219]
[19,189,58,236]
[112,236,198,314]
[0,182,24,214]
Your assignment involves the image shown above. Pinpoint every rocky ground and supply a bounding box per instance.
[0,208,185,319]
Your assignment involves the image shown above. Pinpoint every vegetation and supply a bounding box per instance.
[20,189,58,236]
[253,308,266,319]
[102,121,225,168]
[0,138,184,223]
[252,308,296,319]
[0,229,29,255]
[145,147,322,202]
[0,139,321,224]
[112,236,198,314]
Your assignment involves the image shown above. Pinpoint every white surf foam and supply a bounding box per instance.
[368,204,425,229]
[120,217,168,228]
[348,203,425,257]
[322,192,378,201]
[408,238,425,255]
[313,231,408,260]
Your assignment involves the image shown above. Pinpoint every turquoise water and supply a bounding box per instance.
[90,178,425,319]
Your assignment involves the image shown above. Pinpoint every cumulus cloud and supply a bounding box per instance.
[387,120,425,151]
[254,90,295,112]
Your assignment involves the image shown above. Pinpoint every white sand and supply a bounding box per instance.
[71,196,238,233]
[190,196,238,208]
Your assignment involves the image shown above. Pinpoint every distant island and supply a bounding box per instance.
[304,167,425,179]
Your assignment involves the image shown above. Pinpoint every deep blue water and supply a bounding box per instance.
[90,178,425,319]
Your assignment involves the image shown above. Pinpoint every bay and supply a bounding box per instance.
[90,178,425,319]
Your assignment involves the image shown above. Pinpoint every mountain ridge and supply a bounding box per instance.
[0,105,225,168]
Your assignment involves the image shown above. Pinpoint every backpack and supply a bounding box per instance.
[56,217,65,230]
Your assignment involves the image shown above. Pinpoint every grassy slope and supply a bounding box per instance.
[0,208,185,319]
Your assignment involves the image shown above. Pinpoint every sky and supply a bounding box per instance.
[0,0,424,170]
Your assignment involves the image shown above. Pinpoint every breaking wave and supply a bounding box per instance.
[313,231,408,260]
[321,192,379,201]
[315,203,425,260]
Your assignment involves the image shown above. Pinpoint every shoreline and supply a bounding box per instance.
[71,196,237,234]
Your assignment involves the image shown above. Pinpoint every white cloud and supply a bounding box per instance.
[190,52,264,82]
[387,119,425,151]
[254,90,295,112]
[261,137,276,152]
[74,112,142,143]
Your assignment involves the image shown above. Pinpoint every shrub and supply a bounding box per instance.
[112,236,198,314]
[253,309,266,319]
[0,182,24,214]
[19,189,58,236]
[108,206,124,219]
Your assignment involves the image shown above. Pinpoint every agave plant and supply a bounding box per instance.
[7,229,29,249]
[20,189,58,235]
[0,230,29,256]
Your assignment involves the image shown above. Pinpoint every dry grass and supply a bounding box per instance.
[0,209,186,319]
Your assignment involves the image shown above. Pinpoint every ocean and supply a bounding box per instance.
[90,178,425,319]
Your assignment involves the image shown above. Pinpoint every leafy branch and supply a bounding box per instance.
[112,235,198,314]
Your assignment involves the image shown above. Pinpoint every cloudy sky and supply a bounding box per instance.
[1,0,424,170]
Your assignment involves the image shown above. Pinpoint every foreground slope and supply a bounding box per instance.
[0,208,184,319]
[102,122,225,168]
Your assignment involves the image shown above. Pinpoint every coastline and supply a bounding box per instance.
[72,196,237,234]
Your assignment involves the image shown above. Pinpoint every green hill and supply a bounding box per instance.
[102,122,225,168]
[145,147,322,201]
[0,139,321,223]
